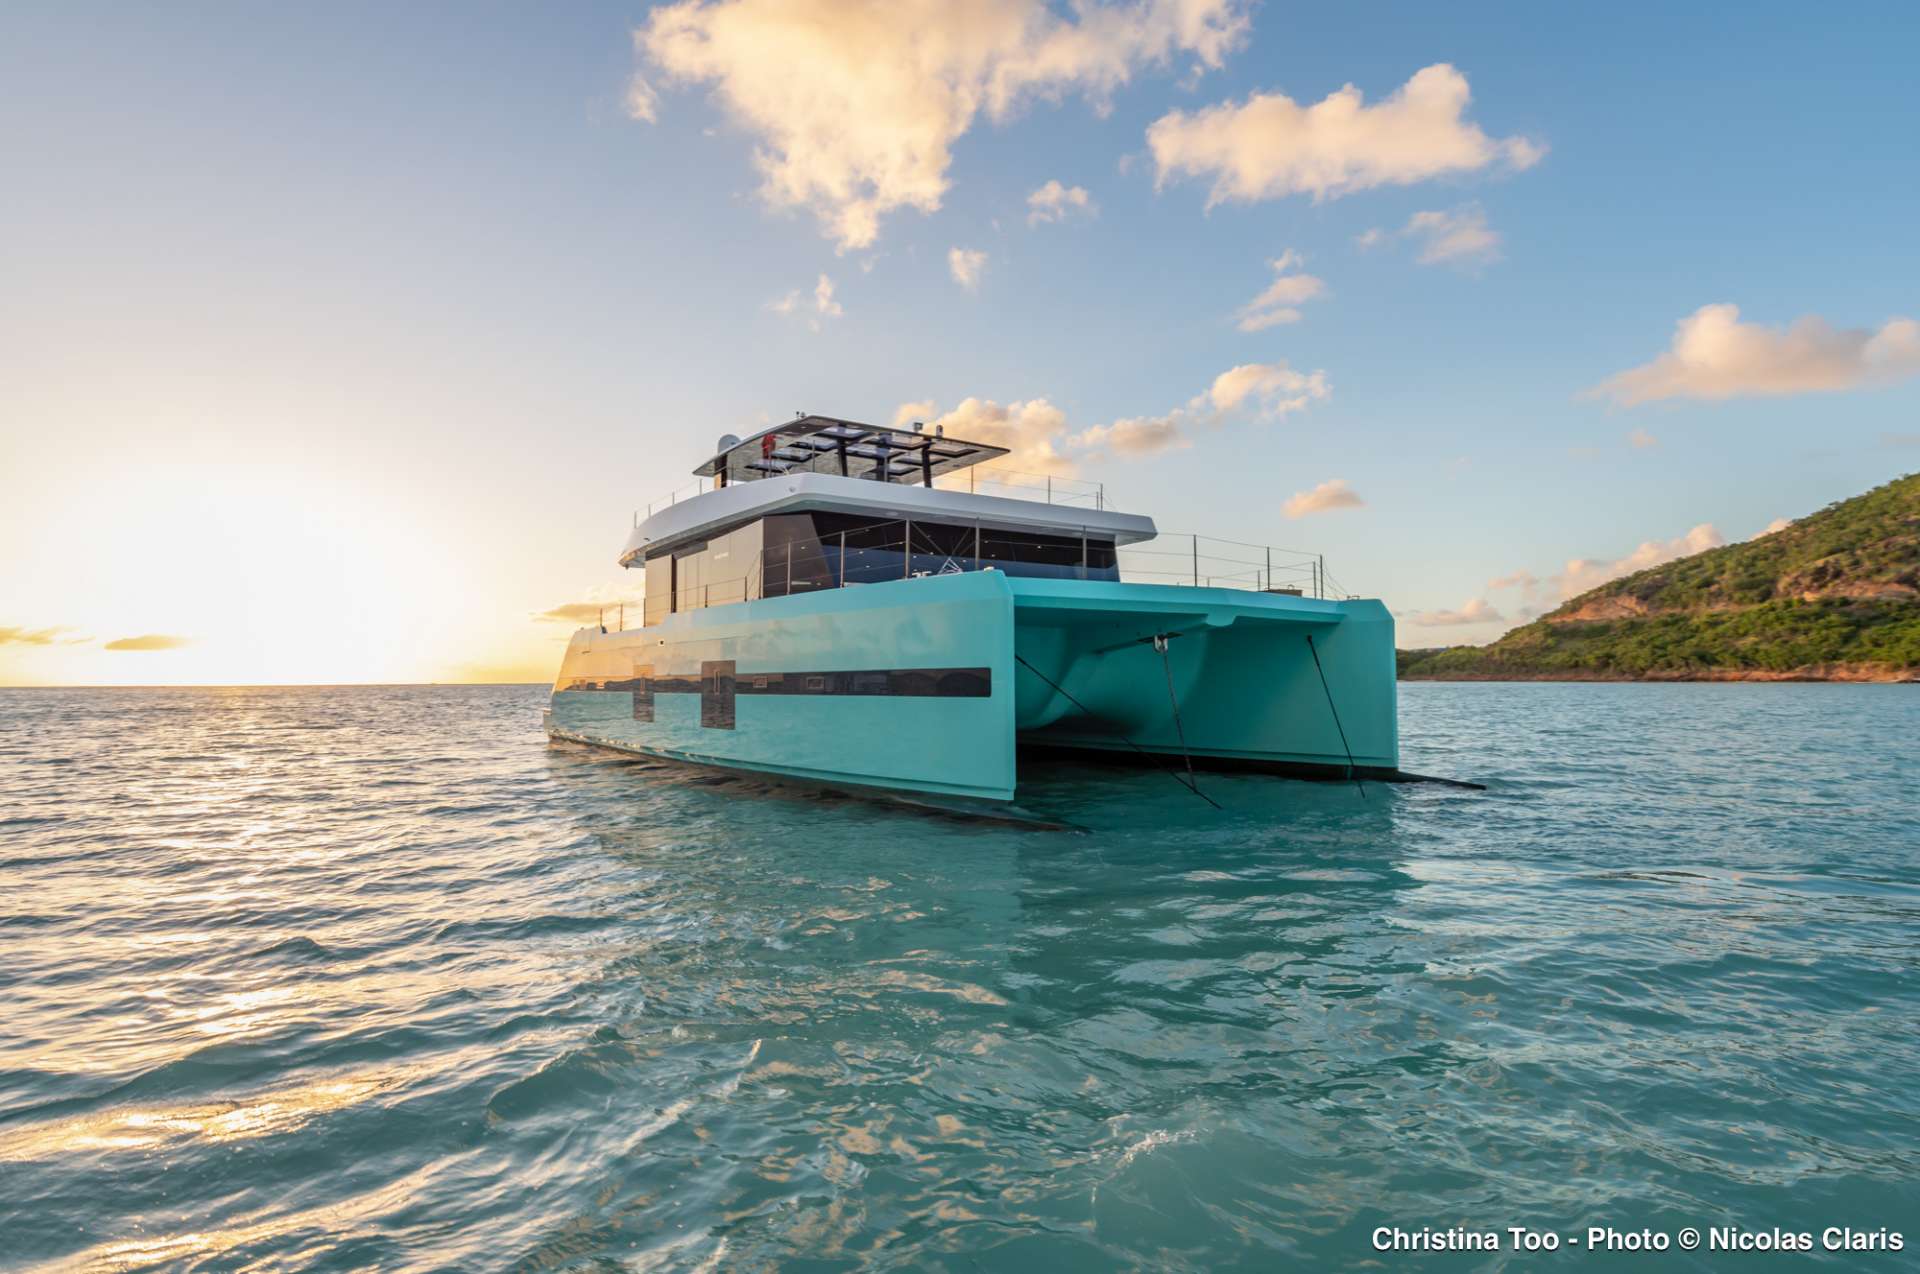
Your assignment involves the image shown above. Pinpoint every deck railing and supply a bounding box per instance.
[593,517,1353,631]
[934,464,1107,509]
[638,479,713,523]
[632,465,1106,527]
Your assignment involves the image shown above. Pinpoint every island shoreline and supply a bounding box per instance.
[1400,665,1916,684]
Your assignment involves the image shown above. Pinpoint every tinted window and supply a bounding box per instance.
[643,511,1119,621]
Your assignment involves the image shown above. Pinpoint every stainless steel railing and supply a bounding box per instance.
[934,464,1107,509]
[597,517,1351,631]
[631,465,1108,527]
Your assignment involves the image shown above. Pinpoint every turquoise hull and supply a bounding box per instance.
[546,570,1396,803]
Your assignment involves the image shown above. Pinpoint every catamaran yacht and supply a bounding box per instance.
[546,415,1398,805]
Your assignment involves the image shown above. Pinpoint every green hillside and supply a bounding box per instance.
[1400,472,1920,681]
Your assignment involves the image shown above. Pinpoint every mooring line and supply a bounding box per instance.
[1305,633,1365,800]
[1153,634,1206,803]
[1013,652,1222,810]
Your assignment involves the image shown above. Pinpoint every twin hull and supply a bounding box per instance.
[546,570,1397,803]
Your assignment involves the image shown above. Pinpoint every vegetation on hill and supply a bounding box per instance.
[1399,472,1920,681]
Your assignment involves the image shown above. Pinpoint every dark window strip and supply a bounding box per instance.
[560,667,990,698]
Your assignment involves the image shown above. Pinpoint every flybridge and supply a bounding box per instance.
[693,414,1010,488]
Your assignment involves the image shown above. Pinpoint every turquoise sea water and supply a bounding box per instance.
[1,683,1915,1271]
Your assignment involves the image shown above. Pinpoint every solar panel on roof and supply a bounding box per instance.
[693,414,1010,485]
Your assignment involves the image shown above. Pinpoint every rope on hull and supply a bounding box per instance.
[1305,633,1366,800]
[1013,650,1222,810]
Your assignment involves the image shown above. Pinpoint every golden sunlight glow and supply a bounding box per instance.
[0,1069,406,1162]
[1,452,590,685]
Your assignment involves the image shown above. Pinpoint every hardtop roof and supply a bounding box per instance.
[693,414,1010,486]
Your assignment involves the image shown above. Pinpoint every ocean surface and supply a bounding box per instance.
[1,683,1915,1271]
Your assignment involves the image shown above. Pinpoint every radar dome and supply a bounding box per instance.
[715,433,742,454]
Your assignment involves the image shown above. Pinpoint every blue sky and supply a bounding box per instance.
[2,1,1916,682]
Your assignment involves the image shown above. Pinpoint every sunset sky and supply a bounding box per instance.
[4,1,1917,685]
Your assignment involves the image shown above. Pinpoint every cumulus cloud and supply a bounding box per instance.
[1555,523,1725,599]
[104,634,191,651]
[891,400,937,430]
[1235,249,1326,331]
[1487,522,1728,615]
[1755,517,1793,538]
[913,397,1074,471]
[1205,361,1329,415]
[1406,598,1504,627]
[1072,412,1192,457]
[636,0,1250,250]
[1147,63,1542,208]
[1357,204,1500,266]
[1591,304,1920,406]
[767,273,843,329]
[1282,478,1364,519]
[948,247,988,291]
[1027,180,1095,225]
[1075,363,1328,456]
[901,358,1330,470]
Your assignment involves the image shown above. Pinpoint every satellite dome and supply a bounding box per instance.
[715,433,742,454]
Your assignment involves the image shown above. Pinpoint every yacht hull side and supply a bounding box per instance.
[546,570,1020,802]
[544,574,1399,802]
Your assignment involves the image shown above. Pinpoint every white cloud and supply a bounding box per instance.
[1406,598,1504,627]
[1074,413,1191,457]
[636,0,1250,250]
[914,397,1075,471]
[813,273,843,317]
[891,400,937,429]
[902,357,1330,470]
[1235,249,1327,331]
[1755,516,1793,538]
[1485,522,1728,619]
[767,272,843,329]
[625,75,661,123]
[1359,205,1500,266]
[1206,361,1329,415]
[1554,523,1724,599]
[1627,427,1658,449]
[1282,477,1364,519]
[1027,180,1096,225]
[1404,205,1500,265]
[1147,63,1543,207]
[1066,362,1332,464]
[948,247,988,290]
[1591,304,1920,406]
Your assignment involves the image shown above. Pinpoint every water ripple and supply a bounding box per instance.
[0,683,1915,1270]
